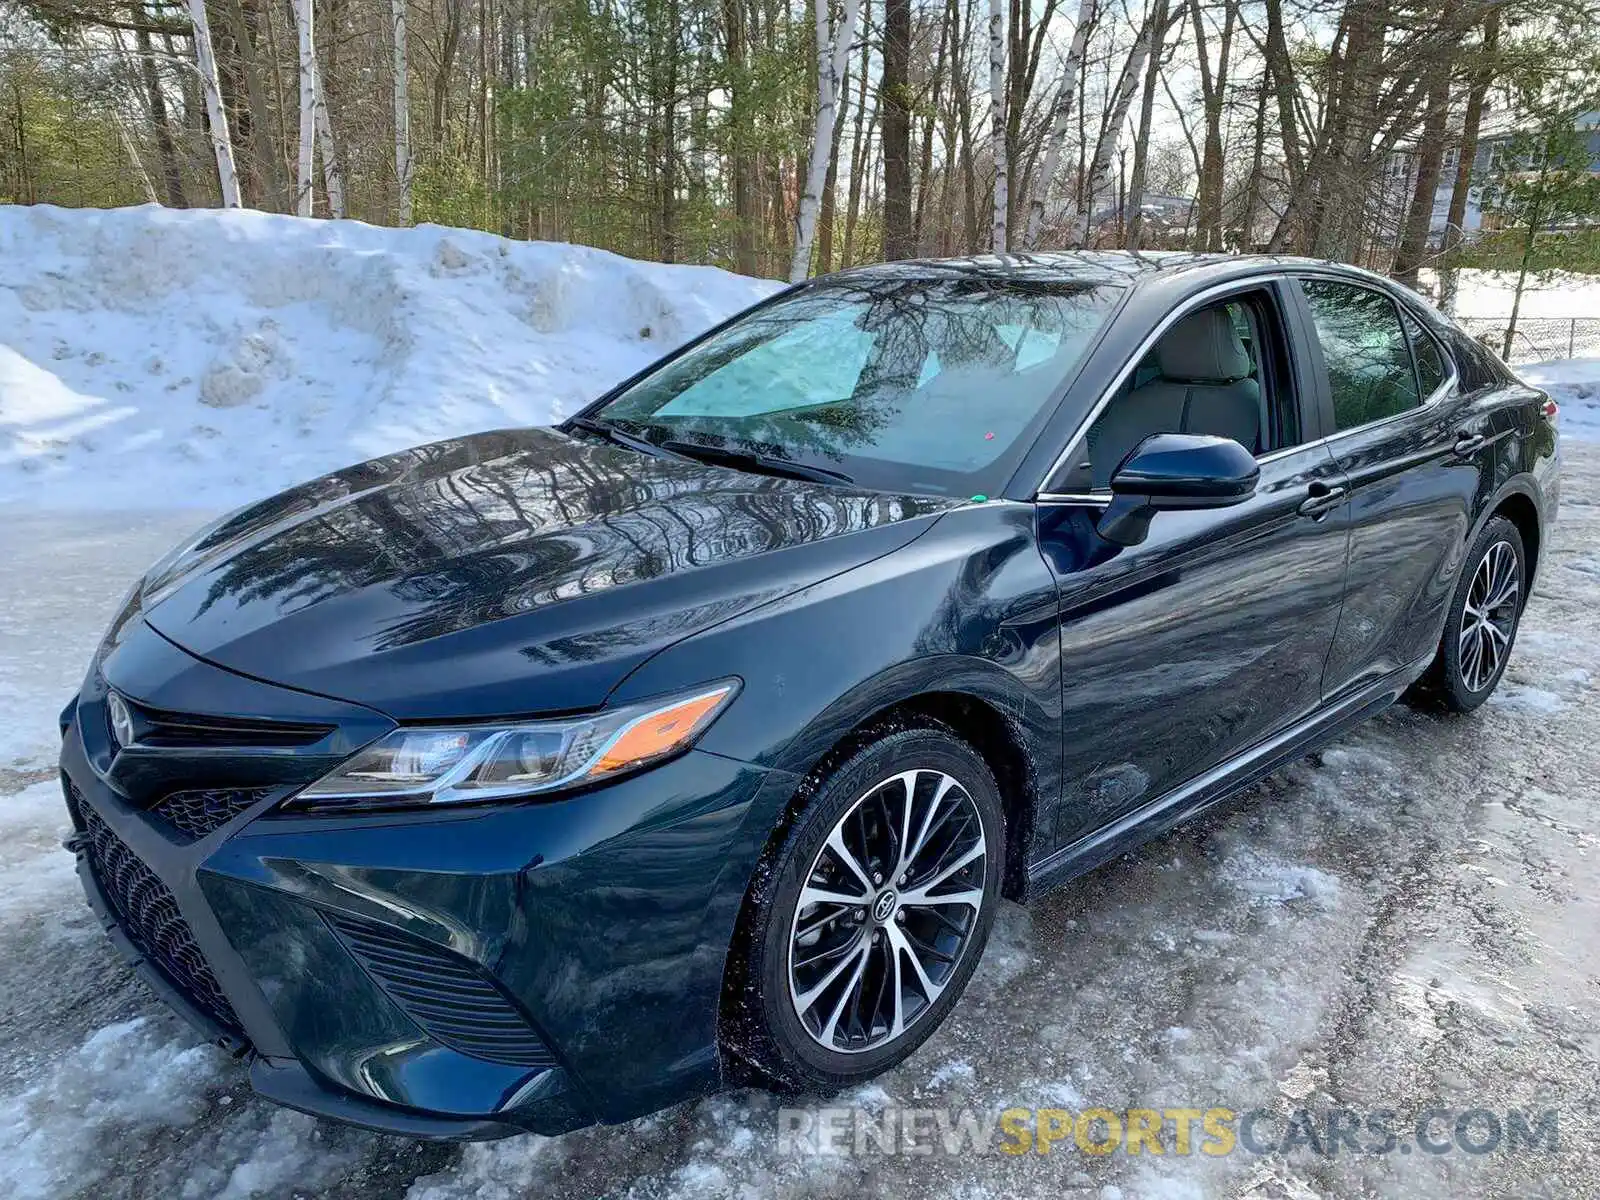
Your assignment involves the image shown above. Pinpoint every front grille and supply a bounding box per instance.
[117,697,334,750]
[73,788,242,1036]
[152,788,272,841]
[326,913,556,1069]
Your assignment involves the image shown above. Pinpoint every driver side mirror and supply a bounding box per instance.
[1096,433,1260,547]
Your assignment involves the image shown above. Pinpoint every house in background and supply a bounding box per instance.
[1383,109,1600,244]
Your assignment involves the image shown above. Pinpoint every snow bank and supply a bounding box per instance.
[1520,357,1600,441]
[0,206,779,510]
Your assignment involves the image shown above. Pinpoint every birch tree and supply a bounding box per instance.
[184,0,242,207]
[789,0,862,281]
[1079,9,1161,245]
[1023,0,1097,248]
[292,0,316,215]
[312,53,346,218]
[988,0,1007,252]
[393,0,414,224]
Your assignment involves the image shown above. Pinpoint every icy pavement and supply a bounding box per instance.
[2,454,1598,1200]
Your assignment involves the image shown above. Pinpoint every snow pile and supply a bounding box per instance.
[1520,357,1600,441]
[0,205,779,510]
[0,1018,224,1200]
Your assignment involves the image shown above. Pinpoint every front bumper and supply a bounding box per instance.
[61,622,791,1138]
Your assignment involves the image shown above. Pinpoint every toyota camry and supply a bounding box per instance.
[58,252,1558,1138]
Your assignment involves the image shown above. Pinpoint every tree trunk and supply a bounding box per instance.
[312,48,345,217]
[134,11,188,207]
[725,0,759,274]
[1124,0,1169,249]
[987,0,1007,252]
[841,43,876,267]
[1022,0,1095,248]
[1391,60,1451,288]
[219,0,288,210]
[815,33,853,273]
[392,0,413,223]
[1236,72,1268,250]
[1080,10,1157,245]
[881,0,913,259]
[291,0,315,214]
[1439,7,1499,315]
[913,2,952,241]
[1190,0,1235,250]
[790,0,861,280]
[186,0,243,207]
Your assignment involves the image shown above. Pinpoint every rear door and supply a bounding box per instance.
[1289,275,1492,697]
[1035,279,1352,851]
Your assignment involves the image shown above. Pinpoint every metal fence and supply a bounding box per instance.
[1454,316,1600,364]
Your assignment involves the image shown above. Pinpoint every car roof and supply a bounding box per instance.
[822,251,1355,292]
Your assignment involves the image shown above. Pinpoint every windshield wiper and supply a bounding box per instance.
[660,439,856,487]
[565,416,668,458]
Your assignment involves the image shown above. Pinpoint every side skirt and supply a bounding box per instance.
[1022,655,1433,901]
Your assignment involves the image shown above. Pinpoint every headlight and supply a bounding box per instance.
[286,680,739,810]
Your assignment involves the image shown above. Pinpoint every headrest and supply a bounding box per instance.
[1155,308,1251,383]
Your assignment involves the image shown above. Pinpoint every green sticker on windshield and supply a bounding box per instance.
[970,494,988,502]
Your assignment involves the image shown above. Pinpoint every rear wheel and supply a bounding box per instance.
[738,728,1003,1090]
[1409,515,1527,713]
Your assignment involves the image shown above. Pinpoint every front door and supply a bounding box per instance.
[1035,282,1351,851]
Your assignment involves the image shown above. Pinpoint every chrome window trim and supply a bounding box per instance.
[1033,273,1287,497]
[1032,269,1461,504]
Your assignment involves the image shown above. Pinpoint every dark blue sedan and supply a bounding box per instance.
[59,252,1558,1138]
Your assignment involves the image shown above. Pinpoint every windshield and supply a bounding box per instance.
[591,275,1124,496]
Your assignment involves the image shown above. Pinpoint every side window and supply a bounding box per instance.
[1302,280,1421,431]
[1400,307,1449,398]
[1052,290,1295,492]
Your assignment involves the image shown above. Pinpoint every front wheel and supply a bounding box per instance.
[1409,515,1527,713]
[738,728,1004,1090]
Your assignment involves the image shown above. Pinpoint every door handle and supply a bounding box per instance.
[1452,432,1486,457]
[1298,483,1347,518]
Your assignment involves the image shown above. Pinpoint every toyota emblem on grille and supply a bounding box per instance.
[106,691,135,749]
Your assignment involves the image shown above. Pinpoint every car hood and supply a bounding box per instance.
[140,427,953,718]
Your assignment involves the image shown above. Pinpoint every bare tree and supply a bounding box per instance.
[312,48,345,217]
[881,0,914,259]
[988,0,1006,251]
[1124,0,1173,249]
[790,0,862,280]
[185,0,243,207]
[1023,0,1096,248]
[392,0,413,224]
[291,0,315,214]
[1080,6,1162,245]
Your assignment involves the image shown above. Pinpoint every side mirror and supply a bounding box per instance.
[1097,433,1260,547]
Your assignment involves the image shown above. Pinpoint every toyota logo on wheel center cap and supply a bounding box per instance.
[872,890,898,922]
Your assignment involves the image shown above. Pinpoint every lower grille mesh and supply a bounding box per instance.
[326,913,555,1069]
[152,788,272,841]
[74,788,243,1037]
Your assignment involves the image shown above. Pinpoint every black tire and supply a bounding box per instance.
[734,727,1004,1091]
[1408,515,1527,713]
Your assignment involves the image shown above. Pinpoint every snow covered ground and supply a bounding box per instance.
[2,209,1599,1198]
[1423,266,1600,321]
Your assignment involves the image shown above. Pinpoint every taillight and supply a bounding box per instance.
[1541,397,1559,422]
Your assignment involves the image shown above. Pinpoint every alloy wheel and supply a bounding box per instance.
[786,768,987,1054]
[1458,539,1520,692]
